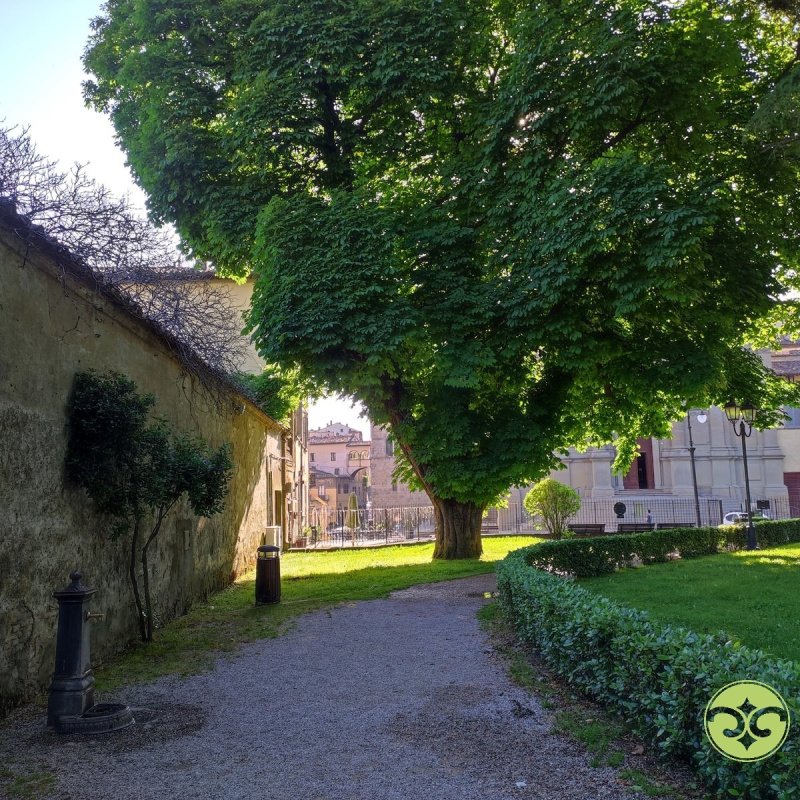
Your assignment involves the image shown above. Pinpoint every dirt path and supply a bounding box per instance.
[1,575,638,800]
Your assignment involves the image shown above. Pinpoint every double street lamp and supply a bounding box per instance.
[723,400,759,550]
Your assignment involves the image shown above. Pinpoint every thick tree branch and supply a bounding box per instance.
[588,102,649,161]
[315,76,354,189]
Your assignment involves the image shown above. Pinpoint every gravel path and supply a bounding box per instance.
[2,575,639,800]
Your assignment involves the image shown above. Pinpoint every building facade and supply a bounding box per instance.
[369,424,430,508]
[209,275,310,544]
[308,423,371,514]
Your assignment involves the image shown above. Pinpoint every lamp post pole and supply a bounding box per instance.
[738,419,757,550]
[725,401,758,551]
[686,412,703,528]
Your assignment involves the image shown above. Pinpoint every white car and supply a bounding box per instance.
[721,511,771,526]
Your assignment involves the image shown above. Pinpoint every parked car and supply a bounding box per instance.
[721,510,771,526]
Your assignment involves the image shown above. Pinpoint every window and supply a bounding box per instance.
[330,452,336,461]
[334,468,340,476]
[318,484,326,498]
[310,453,315,462]
[386,439,394,456]
[391,480,397,492]
[342,484,349,494]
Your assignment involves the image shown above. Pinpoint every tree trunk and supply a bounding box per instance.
[141,507,167,642]
[129,516,147,642]
[381,410,484,559]
[432,498,484,559]
[141,541,154,642]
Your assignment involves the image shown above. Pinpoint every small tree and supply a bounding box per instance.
[66,371,232,641]
[524,479,581,540]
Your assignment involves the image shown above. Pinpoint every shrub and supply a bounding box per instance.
[66,370,232,641]
[523,478,581,539]
[526,519,800,578]
[496,547,800,799]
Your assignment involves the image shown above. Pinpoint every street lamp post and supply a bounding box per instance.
[686,410,707,528]
[724,400,759,550]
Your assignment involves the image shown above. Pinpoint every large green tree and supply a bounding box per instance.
[85,0,800,558]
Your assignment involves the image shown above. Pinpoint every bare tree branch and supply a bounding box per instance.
[0,125,247,386]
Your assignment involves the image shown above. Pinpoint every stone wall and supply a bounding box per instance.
[0,211,285,712]
[369,424,430,508]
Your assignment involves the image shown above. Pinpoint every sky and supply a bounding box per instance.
[1,0,371,439]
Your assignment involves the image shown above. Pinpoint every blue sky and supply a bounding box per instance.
[2,1,147,207]
[0,0,369,436]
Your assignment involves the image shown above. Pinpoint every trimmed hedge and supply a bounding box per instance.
[497,546,800,799]
[528,518,800,578]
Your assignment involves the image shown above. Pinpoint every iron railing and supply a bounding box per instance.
[290,495,797,548]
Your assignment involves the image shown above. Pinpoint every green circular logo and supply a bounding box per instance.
[704,681,790,762]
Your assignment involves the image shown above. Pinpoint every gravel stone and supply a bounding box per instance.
[1,574,639,800]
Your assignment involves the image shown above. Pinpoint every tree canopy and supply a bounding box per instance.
[85,0,800,557]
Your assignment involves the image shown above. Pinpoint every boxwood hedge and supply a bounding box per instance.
[496,545,799,799]
[527,519,800,578]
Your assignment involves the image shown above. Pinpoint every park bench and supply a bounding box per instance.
[568,523,606,536]
[617,523,654,533]
[655,522,696,530]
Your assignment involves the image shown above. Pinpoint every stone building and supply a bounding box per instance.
[369,424,429,508]
[308,422,370,512]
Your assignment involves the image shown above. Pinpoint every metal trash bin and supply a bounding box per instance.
[255,545,281,604]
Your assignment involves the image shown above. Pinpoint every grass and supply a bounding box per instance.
[618,770,676,797]
[478,603,558,708]
[95,536,539,691]
[552,708,625,768]
[479,603,625,768]
[0,767,56,800]
[580,542,800,663]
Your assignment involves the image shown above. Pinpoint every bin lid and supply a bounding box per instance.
[258,545,280,555]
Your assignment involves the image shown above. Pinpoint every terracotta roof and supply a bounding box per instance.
[309,434,362,444]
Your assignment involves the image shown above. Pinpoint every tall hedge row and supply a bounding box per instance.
[527,519,800,577]
[496,539,800,798]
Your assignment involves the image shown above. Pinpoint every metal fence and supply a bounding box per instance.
[298,505,437,548]
[290,495,798,549]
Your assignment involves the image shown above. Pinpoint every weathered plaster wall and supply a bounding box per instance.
[0,219,283,712]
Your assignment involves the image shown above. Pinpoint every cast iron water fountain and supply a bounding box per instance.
[47,571,133,734]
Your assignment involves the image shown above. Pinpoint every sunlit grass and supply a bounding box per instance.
[283,536,536,578]
[581,542,800,663]
[95,536,539,691]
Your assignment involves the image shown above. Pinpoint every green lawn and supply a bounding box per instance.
[581,542,800,664]
[95,536,539,691]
